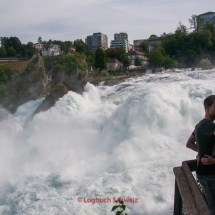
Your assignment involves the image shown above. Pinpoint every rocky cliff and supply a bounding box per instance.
[0,55,89,116]
[0,55,46,113]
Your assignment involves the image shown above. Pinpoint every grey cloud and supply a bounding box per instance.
[0,0,214,44]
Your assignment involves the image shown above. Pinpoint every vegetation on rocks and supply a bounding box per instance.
[200,58,213,70]
[0,56,46,113]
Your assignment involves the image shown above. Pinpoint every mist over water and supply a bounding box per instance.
[0,70,215,215]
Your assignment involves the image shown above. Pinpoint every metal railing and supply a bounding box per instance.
[173,160,212,215]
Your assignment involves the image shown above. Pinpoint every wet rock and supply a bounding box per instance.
[33,83,68,116]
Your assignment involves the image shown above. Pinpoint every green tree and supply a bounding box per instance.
[9,37,21,53]
[0,37,10,50]
[105,47,126,61]
[26,42,36,56]
[185,49,197,67]
[20,44,27,57]
[73,39,88,53]
[105,47,130,68]
[200,58,213,70]
[189,14,205,32]
[7,47,17,57]
[94,48,107,71]
[149,34,158,39]
[121,54,130,68]
[162,56,178,69]
[134,57,142,66]
[175,22,188,35]
[147,49,164,67]
[138,41,148,53]
[0,47,7,57]
[38,36,42,44]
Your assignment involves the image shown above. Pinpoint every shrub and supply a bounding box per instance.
[200,58,213,70]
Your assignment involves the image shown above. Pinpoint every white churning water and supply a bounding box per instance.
[0,69,215,215]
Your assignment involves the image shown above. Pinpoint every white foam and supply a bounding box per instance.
[1,72,215,214]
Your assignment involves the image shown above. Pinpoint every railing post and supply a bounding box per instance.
[174,180,182,215]
[173,160,212,215]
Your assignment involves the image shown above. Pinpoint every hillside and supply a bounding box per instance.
[0,60,30,72]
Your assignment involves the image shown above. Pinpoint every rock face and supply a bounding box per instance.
[0,55,47,114]
[51,68,88,94]
[33,83,68,116]
[0,55,90,116]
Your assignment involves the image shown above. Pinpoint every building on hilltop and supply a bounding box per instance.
[42,44,61,56]
[34,43,61,56]
[106,58,123,71]
[198,11,215,28]
[85,32,108,51]
[35,43,43,50]
[68,45,76,52]
[110,32,129,52]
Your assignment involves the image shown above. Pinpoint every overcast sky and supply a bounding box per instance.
[0,0,214,46]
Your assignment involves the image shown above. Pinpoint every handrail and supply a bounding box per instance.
[173,160,212,215]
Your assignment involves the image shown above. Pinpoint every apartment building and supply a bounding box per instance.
[114,32,128,40]
[198,11,215,27]
[110,40,129,52]
[85,32,108,51]
[110,32,129,52]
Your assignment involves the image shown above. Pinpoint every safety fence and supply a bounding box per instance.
[173,160,212,215]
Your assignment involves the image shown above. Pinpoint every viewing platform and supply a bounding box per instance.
[173,160,212,215]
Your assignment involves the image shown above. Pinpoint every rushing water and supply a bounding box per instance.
[0,69,215,215]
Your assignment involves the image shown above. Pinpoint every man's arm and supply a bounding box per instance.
[186,134,198,152]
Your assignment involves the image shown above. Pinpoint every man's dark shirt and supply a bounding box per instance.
[194,119,215,175]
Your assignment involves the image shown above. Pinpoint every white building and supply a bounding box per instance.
[110,32,129,52]
[106,58,123,71]
[42,44,61,56]
[110,39,129,52]
[35,43,43,50]
[128,51,147,65]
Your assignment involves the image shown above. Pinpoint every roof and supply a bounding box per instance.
[148,37,161,42]
[199,11,215,16]
[46,70,52,75]
[107,58,121,63]
[129,51,144,56]
[69,45,76,49]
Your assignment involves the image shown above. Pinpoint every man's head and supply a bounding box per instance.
[204,95,215,120]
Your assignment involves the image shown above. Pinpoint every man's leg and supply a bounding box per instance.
[197,175,215,215]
